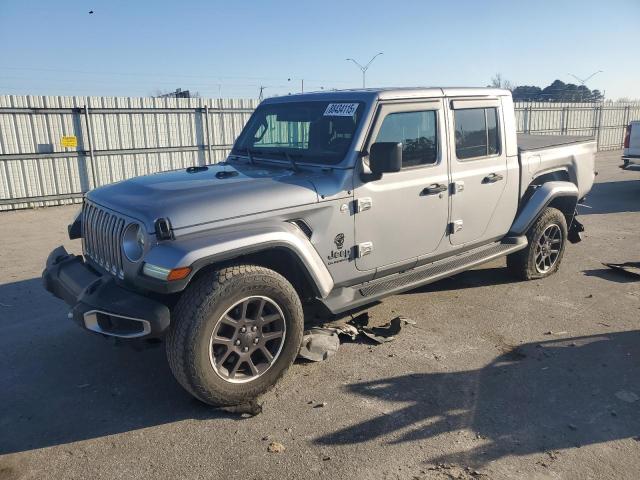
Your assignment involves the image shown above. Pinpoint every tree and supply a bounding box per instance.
[489,73,514,91]
[512,85,542,101]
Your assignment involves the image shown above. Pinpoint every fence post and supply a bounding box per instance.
[595,105,603,150]
[83,105,98,189]
[204,104,212,165]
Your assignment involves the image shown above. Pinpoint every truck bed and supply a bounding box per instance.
[517,134,596,201]
[518,134,594,152]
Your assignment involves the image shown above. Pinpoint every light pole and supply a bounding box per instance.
[287,77,304,93]
[346,53,383,88]
[568,70,603,102]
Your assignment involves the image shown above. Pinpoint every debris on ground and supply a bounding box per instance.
[267,442,286,453]
[297,313,417,361]
[425,463,484,478]
[334,323,359,340]
[349,313,416,344]
[544,330,568,336]
[615,390,639,403]
[359,316,403,344]
[603,261,640,278]
[298,327,340,362]
[313,402,327,408]
[219,399,263,417]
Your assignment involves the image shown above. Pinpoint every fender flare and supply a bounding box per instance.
[508,181,578,235]
[143,222,334,298]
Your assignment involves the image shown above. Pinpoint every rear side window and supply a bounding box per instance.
[454,107,500,159]
[375,110,438,167]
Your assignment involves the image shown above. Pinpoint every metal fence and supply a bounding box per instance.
[514,101,640,150]
[0,95,258,210]
[1,95,640,210]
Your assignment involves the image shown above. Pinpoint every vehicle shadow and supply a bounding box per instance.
[582,267,640,283]
[315,331,640,468]
[0,278,238,455]
[578,179,640,215]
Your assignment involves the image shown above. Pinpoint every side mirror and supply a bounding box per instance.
[369,142,402,177]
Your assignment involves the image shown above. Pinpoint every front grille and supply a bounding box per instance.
[82,200,127,278]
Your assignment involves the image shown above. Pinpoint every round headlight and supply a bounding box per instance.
[122,223,145,262]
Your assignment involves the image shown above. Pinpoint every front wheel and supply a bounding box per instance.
[166,264,304,406]
[507,207,568,280]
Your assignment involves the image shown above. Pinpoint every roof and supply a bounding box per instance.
[262,87,511,104]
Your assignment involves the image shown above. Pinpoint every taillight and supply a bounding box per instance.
[624,124,632,148]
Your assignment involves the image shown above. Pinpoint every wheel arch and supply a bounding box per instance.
[143,223,334,298]
[509,181,578,235]
[193,247,323,302]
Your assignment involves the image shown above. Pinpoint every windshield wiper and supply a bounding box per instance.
[272,150,301,172]
[234,147,255,165]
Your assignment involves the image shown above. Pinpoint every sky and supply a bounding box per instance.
[0,0,639,100]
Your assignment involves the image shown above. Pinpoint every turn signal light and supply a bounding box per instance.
[624,124,632,148]
[167,267,192,281]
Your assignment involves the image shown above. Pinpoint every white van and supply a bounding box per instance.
[623,121,640,168]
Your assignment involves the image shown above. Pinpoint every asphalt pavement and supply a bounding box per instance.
[1,150,639,480]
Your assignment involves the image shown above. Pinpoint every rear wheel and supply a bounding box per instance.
[507,207,568,280]
[166,264,304,406]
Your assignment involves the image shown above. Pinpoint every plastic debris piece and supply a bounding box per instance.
[349,312,370,329]
[335,324,359,340]
[360,316,403,344]
[398,316,416,325]
[298,327,340,362]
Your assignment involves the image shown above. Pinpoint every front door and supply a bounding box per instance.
[354,100,449,272]
[447,99,508,246]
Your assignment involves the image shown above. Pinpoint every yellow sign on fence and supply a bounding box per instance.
[61,136,77,148]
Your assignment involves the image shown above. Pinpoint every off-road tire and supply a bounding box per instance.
[166,264,304,406]
[507,207,568,281]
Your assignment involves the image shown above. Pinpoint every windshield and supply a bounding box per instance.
[232,101,365,165]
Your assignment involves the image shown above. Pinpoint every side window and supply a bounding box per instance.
[375,110,438,167]
[454,107,501,159]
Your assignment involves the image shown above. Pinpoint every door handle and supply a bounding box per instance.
[421,183,448,195]
[482,173,504,184]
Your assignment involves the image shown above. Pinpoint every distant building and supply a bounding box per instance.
[156,88,192,98]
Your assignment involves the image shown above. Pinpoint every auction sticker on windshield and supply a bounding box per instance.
[324,103,358,116]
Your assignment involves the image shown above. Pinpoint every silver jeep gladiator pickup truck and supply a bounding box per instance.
[43,87,596,405]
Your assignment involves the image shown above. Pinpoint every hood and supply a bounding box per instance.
[87,162,319,231]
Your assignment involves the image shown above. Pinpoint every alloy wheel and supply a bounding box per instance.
[534,224,563,273]
[209,296,286,383]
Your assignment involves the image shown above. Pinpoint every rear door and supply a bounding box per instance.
[447,99,508,246]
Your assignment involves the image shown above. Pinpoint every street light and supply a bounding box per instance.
[346,53,383,88]
[287,77,304,93]
[568,70,603,102]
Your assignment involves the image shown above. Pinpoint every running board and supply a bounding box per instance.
[321,237,527,314]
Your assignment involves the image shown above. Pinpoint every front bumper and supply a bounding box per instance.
[42,246,170,338]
